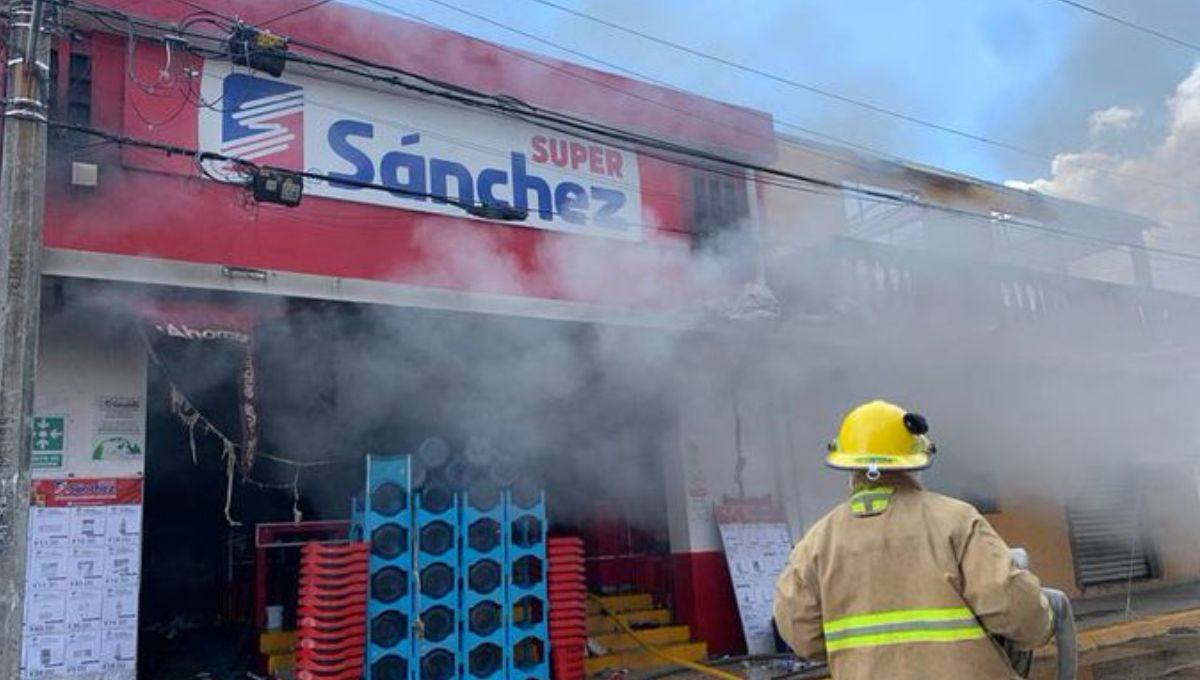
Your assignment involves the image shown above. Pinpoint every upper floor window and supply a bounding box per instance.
[691,169,750,252]
[843,182,926,246]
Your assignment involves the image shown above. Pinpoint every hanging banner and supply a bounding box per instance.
[715,496,793,655]
[238,347,261,471]
[136,300,266,473]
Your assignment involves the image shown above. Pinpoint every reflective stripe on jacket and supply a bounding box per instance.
[773,476,1053,680]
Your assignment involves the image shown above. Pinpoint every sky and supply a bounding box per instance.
[340,0,1198,184]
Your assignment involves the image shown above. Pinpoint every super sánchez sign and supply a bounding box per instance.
[198,61,644,240]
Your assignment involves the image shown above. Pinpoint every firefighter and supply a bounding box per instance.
[773,400,1054,679]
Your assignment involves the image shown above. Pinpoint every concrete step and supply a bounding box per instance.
[586,593,654,615]
[259,630,297,654]
[591,624,692,653]
[585,641,708,675]
[586,608,672,635]
[267,652,296,675]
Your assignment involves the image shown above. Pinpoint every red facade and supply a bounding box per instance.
[40,0,776,307]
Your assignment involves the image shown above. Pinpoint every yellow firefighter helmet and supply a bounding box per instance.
[826,400,935,472]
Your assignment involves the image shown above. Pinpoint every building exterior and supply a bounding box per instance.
[8,1,1200,677]
[667,135,1200,644]
[15,1,778,676]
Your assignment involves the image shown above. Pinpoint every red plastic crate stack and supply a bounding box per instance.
[548,537,587,680]
[295,542,370,680]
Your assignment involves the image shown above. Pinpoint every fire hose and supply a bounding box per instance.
[1003,549,1078,680]
[586,594,748,680]
[599,548,1076,680]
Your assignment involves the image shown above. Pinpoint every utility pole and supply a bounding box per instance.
[0,0,50,675]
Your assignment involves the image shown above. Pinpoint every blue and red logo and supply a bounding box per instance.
[220,74,304,168]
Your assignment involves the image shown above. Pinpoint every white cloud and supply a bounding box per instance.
[1009,65,1200,293]
[1087,105,1141,138]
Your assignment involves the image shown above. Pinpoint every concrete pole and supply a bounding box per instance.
[0,1,50,675]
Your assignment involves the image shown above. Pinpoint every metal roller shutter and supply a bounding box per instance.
[1066,482,1155,589]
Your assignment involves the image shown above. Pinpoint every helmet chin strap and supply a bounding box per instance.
[866,463,881,481]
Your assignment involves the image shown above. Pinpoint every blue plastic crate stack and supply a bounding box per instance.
[357,436,550,680]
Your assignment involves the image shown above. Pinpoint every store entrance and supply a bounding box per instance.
[136,300,674,678]
[139,336,303,678]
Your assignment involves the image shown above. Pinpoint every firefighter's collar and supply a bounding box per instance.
[851,471,921,492]
[849,486,895,517]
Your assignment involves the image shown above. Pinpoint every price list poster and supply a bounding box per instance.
[22,478,143,679]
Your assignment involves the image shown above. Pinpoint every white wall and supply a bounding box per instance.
[32,310,147,479]
[664,365,811,553]
[22,307,147,680]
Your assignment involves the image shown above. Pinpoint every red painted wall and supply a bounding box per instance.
[39,4,775,306]
[672,551,745,656]
[97,0,776,160]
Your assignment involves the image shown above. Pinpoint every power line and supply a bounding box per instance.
[509,0,1197,195]
[394,0,931,167]
[1047,0,1200,52]
[48,121,532,221]
[55,104,1200,270]
[162,0,219,16]
[50,120,711,235]
[145,0,1200,205]
[52,1,1200,266]
[364,1,860,156]
[262,0,336,27]
[365,0,1036,205]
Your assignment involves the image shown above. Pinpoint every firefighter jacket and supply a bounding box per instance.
[773,475,1053,680]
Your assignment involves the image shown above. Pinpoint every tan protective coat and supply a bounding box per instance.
[774,477,1053,680]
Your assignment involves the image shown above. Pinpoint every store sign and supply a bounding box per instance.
[198,61,644,240]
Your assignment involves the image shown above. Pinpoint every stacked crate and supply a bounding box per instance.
[461,479,507,680]
[351,443,552,680]
[295,542,370,680]
[547,537,586,680]
[365,456,414,680]
[414,450,460,680]
[506,481,550,680]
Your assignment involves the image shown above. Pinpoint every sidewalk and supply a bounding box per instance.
[1039,581,1200,657]
[1073,581,1200,629]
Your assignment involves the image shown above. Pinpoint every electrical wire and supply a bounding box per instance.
[261,0,335,27]
[57,0,1200,210]
[367,0,940,179]
[365,1,850,159]
[58,1,852,201]
[47,94,1200,270]
[54,1,967,195]
[1046,0,1200,53]
[50,119,676,232]
[47,2,1200,267]
[72,0,901,186]
[364,0,1200,257]
[505,0,1198,196]
[162,0,222,16]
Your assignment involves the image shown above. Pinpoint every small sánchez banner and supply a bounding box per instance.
[32,478,144,507]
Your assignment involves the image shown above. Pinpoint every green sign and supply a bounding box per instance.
[32,415,66,470]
